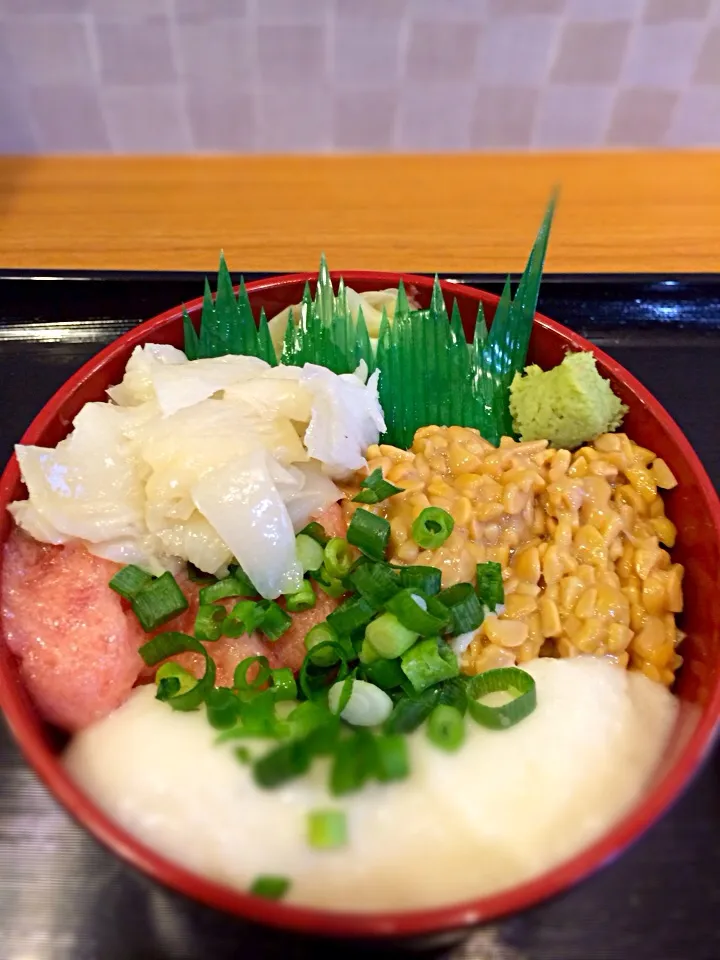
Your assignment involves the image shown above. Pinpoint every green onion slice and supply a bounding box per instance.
[131,571,189,631]
[256,600,293,641]
[312,564,346,598]
[347,560,399,608]
[346,508,390,562]
[326,595,376,637]
[438,582,484,634]
[299,521,330,547]
[385,588,449,635]
[205,687,241,729]
[250,875,291,900]
[330,729,378,796]
[154,661,197,702]
[476,561,504,610]
[411,507,454,550]
[199,568,256,604]
[234,655,271,692]
[329,678,393,727]
[223,600,264,638]
[323,537,354,579]
[393,564,442,596]
[304,622,340,661]
[109,564,153,601]
[427,704,465,752]
[352,467,403,505]
[194,603,226,641]
[285,578,316,613]
[359,657,406,691]
[307,809,347,849]
[139,631,215,711]
[254,739,311,788]
[365,612,419,659]
[375,734,410,783]
[270,666,298,701]
[296,533,325,574]
[466,666,537,730]
[384,687,440,735]
[299,640,350,700]
[400,637,459,693]
[437,675,469,714]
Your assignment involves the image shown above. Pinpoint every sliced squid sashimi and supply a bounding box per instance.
[1,530,145,732]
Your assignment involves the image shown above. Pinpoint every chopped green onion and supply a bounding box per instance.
[347,561,399,608]
[286,700,336,741]
[330,729,378,796]
[234,655,271,692]
[285,578,316,613]
[296,533,324,574]
[223,600,264,638]
[466,666,537,730]
[299,640,350,700]
[329,678,393,727]
[131,572,188,631]
[476,561,504,610]
[235,746,252,764]
[205,687,241,729]
[323,537,354,579]
[427,704,465,752]
[305,622,340,661]
[270,666,297,701]
[307,809,347,849]
[254,739,311,788]
[359,657,406,690]
[299,521,330,547]
[250,875,291,900]
[438,582,484,634]
[155,661,197,702]
[199,569,255,604]
[139,632,215,711]
[386,589,449,635]
[352,468,403,505]
[375,734,410,783]
[394,564,442,596]
[346,508,390,562]
[230,690,287,740]
[437,676,469,714]
[365,612,419,659]
[256,600,293,641]
[411,507,454,550]
[109,564,153,601]
[400,637,459,693]
[194,603,226,641]
[312,564,346,598]
[358,636,379,664]
[384,687,440,735]
[326,595,375,636]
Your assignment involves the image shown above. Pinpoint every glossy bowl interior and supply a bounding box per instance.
[1,272,719,940]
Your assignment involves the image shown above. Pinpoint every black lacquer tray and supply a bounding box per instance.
[1,272,720,960]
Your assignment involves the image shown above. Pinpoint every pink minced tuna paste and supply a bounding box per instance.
[1,503,345,733]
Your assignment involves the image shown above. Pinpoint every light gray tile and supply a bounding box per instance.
[102,85,191,151]
[477,15,561,85]
[333,16,402,88]
[88,0,167,15]
[406,0,487,18]
[0,0,87,11]
[176,20,252,85]
[622,22,706,87]
[693,25,720,83]
[28,83,110,151]
[565,0,643,17]
[0,85,38,152]
[184,85,256,150]
[470,86,538,147]
[257,24,327,84]
[95,16,177,85]
[2,16,94,84]
[333,88,397,149]
[334,0,407,18]
[257,86,332,151]
[551,21,631,84]
[533,84,614,146]
[173,0,246,20]
[397,82,474,150]
[405,21,481,82]
[666,86,720,144]
[488,0,564,13]
[643,0,711,22]
[256,0,328,22]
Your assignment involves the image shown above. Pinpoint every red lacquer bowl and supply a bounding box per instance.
[1,273,719,941]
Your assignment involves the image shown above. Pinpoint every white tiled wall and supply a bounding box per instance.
[1,0,719,153]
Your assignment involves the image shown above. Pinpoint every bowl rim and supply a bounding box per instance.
[1,270,719,939]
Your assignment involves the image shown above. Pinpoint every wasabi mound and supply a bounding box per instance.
[509,351,627,450]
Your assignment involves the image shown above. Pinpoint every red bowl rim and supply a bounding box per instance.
[1,271,720,939]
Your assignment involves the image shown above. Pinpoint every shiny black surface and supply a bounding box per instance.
[1,273,720,960]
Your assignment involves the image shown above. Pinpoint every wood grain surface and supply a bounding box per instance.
[1,151,719,273]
